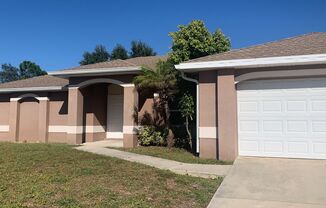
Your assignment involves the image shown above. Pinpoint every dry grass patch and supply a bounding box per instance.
[0,143,221,208]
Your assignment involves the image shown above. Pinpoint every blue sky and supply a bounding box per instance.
[0,0,325,71]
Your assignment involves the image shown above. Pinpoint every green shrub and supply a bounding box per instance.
[138,126,166,146]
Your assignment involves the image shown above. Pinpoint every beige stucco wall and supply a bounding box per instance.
[196,65,326,161]
[48,132,67,143]
[67,88,84,144]
[198,71,218,159]
[0,98,10,125]
[138,98,154,124]
[48,92,68,126]
[0,92,67,143]
[0,133,9,141]
[198,69,238,161]
[18,98,40,142]
[0,95,10,141]
[217,69,238,161]
[123,86,138,147]
[0,74,154,146]
[199,71,217,127]
[48,91,68,143]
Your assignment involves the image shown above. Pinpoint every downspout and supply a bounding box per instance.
[180,71,200,153]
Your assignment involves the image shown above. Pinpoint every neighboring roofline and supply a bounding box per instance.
[0,86,66,93]
[48,67,142,77]
[175,53,326,72]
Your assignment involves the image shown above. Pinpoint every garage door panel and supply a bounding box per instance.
[239,140,260,152]
[239,101,259,113]
[239,120,259,132]
[238,78,326,159]
[262,120,283,132]
[286,120,308,133]
[313,143,326,154]
[288,142,309,153]
[263,141,284,153]
[311,100,326,112]
[286,100,307,112]
[311,121,326,133]
[262,101,282,112]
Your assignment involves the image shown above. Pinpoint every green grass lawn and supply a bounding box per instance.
[0,143,221,208]
[112,146,232,165]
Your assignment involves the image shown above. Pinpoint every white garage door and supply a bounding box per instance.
[237,78,326,159]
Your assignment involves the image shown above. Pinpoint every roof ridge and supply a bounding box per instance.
[119,58,138,66]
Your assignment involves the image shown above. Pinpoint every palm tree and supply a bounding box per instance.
[133,60,177,146]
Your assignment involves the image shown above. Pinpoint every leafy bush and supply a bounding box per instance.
[138,126,166,146]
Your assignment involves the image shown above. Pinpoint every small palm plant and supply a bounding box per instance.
[133,60,177,146]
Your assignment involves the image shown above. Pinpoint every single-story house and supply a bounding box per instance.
[176,32,326,161]
[0,56,165,147]
[0,32,326,161]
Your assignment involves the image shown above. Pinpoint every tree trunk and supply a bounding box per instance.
[185,116,192,151]
[163,100,175,147]
[164,102,170,126]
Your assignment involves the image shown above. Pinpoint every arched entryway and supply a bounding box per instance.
[67,78,138,147]
[80,83,108,143]
[74,78,126,143]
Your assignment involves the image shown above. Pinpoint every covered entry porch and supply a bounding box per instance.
[66,78,138,148]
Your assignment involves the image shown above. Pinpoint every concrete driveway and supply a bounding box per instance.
[208,157,326,208]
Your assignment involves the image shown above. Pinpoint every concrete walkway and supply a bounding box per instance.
[75,140,231,178]
[208,157,326,208]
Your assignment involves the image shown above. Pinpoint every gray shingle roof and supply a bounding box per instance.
[54,56,167,74]
[0,75,68,89]
[186,32,326,63]
[0,56,167,90]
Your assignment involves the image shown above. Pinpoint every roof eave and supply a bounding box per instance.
[175,53,326,72]
[0,86,66,94]
[48,67,142,77]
